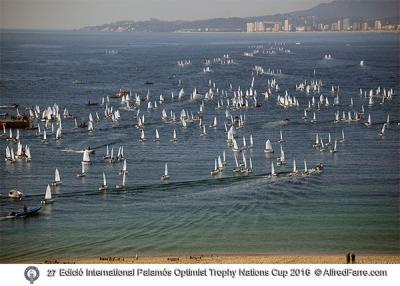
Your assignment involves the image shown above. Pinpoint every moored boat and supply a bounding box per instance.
[8,190,23,199]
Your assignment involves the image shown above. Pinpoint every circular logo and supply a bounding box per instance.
[24,266,40,284]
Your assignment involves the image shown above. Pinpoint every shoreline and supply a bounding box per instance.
[5,254,400,264]
[174,30,399,34]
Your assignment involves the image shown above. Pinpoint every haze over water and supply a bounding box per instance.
[0,31,399,261]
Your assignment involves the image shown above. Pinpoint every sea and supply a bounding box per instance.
[0,31,399,262]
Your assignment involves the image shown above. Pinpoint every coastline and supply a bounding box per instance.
[173,30,399,34]
[8,254,399,264]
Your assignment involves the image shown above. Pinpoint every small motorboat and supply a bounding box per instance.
[7,206,41,218]
[0,103,18,109]
[86,100,99,106]
[8,190,23,199]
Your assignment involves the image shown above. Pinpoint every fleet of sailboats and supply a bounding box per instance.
[4,45,395,210]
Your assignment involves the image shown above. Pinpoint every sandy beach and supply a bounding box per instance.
[35,255,400,264]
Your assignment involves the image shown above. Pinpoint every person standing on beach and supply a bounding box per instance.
[346,253,350,264]
[351,253,356,263]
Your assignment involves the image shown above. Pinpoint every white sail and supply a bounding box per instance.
[173,129,176,140]
[140,129,145,140]
[82,150,90,163]
[182,118,187,127]
[341,130,345,141]
[103,172,107,186]
[234,155,239,167]
[164,163,168,176]
[123,159,127,171]
[368,96,373,106]
[249,157,253,170]
[81,161,85,173]
[17,142,22,156]
[56,127,62,139]
[250,134,253,146]
[367,114,371,125]
[280,130,283,141]
[293,159,297,173]
[233,139,239,151]
[26,146,31,160]
[381,124,386,134]
[218,156,223,169]
[265,139,273,152]
[242,152,247,168]
[122,172,126,186]
[281,149,285,162]
[45,184,52,200]
[54,168,61,182]
[43,130,47,140]
[214,159,218,171]
[271,162,275,175]
[88,121,93,132]
[304,160,308,173]
[155,129,160,140]
[106,145,109,156]
[5,146,11,158]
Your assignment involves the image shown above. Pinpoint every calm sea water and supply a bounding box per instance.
[0,31,399,262]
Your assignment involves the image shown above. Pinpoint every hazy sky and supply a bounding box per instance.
[1,0,328,30]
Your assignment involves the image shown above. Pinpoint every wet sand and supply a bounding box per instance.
[36,255,400,264]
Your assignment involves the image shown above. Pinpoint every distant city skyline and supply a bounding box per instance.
[1,0,327,30]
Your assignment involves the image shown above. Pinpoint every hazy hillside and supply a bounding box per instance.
[79,0,399,32]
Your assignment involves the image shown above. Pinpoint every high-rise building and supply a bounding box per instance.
[273,23,281,32]
[255,21,265,32]
[331,23,338,31]
[352,22,361,31]
[362,22,369,31]
[374,20,382,30]
[284,19,289,32]
[246,22,255,33]
[343,19,351,30]
[337,20,343,31]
